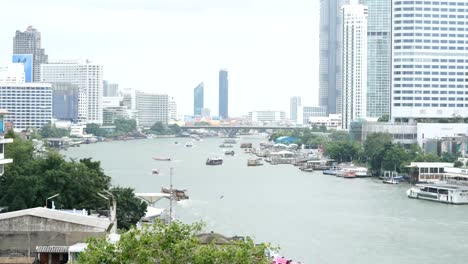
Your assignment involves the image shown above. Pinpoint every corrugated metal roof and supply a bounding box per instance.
[36,246,69,253]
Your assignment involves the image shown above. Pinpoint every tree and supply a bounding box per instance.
[377,114,390,122]
[382,144,411,172]
[86,123,108,137]
[363,132,393,175]
[150,122,167,134]
[114,119,137,133]
[79,221,270,264]
[110,187,147,230]
[324,140,362,163]
[454,160,464,168]
[169,124,182,135]
[39,123,70,138]
[329,130,349,142]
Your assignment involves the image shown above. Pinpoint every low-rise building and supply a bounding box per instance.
[407,162,453,183]
[308,114,341,129]
[302,106,327,125]
[248,111,286,124]
[361,121,418,146]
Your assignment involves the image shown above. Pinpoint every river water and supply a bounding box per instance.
[63,136,468,264]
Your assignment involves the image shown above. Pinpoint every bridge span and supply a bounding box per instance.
[181,125,303,138]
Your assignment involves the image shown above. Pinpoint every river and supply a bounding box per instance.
[63,136,468,264]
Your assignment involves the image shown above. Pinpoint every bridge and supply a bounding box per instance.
[180,126,303,138]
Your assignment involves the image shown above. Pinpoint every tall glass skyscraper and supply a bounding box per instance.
[361,0,391,118]
[194,82,204,116]
[13,26,48,82]
[319,0,348,115]
[391,0,468,121]
[219,69,229,119]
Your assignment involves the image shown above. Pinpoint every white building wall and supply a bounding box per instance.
[341,4,368,130]
[391,0,468,120]
[0,64,25,84]
[135,91,169,127]
[41,61,103,124]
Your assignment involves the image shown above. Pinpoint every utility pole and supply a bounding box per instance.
[169,167,173,225]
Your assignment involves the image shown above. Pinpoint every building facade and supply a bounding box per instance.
[135,91,169,127]
[248,111,286,123]
[0,110,13,176]
[194,82,204,116]
[319,0,348,115]
[0,83,52,130]
[219,69,229,119]
[41,61,103,124]
[361,0,391,118]
[0,64,25,84]
[341,4,368,130]
[290,96,302,122]
[52,83,79,123]
[302,106,327,124]
[391,0,468,120]
[13,26,48,82]
[169,97,177,121]
[103,81,119,97]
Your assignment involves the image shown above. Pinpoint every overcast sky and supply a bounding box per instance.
[0,0,320,117]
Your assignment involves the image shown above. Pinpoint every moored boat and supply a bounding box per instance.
[407,183,468,204]
[206,157,223,165]
[224,150,235,156]
[219,144,233,148]
[224,139,237,144]
[240,143,252,148]
[383,178,399,184]
[152,169,160,175]
[185,141,193,147]
[153,157,171,161]
[161,187,189,201]
[323,169,338,175]
[336,169,356,178]
[247,158,263,166]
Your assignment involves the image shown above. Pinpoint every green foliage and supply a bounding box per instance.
[363,133,393,174]
[382,144,411,172]
[39,123,70,138]
[324,140,362,163]
[0,132,146,229]
[328,130,350,142]
[114,119,137,133]
[454,160,464,168]
[377,114,390,122]
[86,123,109,137]
[150,122,182,135]
[110,187,147,230]
[194,121,210,126]
[79,221,270,264]
[440,152,460,163]
[269,128,327,147]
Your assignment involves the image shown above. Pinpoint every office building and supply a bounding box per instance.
[219,69,229,119]
[303,106,327,124]
[319,0,348,115]
[290,96,302,122]
[391,0,468,121]
[0,83,52,130]
[169,97,177,121]
[135,91,169,127]
[13,26,48,82]
[248,111,286,123]
[194,82,204,116]
[52,83,79,123]
[361,0,391,118]
[103,81,119,97]
[41,60,103,124]
[341,4,368,130]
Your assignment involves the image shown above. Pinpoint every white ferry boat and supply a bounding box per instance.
[407,183,468,204]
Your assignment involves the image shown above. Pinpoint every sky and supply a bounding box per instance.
[0,0,320,117]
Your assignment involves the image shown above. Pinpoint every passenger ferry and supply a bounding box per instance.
[407,183,468,204]
[206,157,223,166]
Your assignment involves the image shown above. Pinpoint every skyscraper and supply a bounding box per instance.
[319,0,348,115]
[13,26,48,82]
[135,91,169,127]
[391,0,468,121]
[41,60,103,124]
[52,83,79,123]
[219,69,229,119]
[290,96,302,122]
[341,4,368,130]
[194,82,204,116]
[361,0,391,119]
[103,81,119,97]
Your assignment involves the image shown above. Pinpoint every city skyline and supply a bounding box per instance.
[0,0,320,117]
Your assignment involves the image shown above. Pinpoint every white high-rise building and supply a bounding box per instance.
[135,91,169,127]
[341,4,368,130]
[0,83,52,130]
[0,64,25,84]
[41,60,103,124]
[169,97,177,121]
[391,0,468,121]
[290,96,302,122]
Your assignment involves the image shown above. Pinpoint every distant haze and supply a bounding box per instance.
[0,0,320,117]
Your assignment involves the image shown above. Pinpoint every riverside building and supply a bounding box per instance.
[341,4,368,130]
[391,0,468,121]
[41,60,103,124]
[135,91,169,127]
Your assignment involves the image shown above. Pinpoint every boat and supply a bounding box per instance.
[224,150,235,156]
[219,144,233,148]
[174,141,179,145]
[383,178,399,184]
[247,158,263,166]
[323,169,338,175]
[336,169,356,178]
[299,167,314,172]
[152,169,160,175]
[223,139,237,144]
[153,157,171,161]
[206,157,223,165]
[407,183,468,204]
[161,187,189,201]
[240,143,252,148]
[185,141,193,147]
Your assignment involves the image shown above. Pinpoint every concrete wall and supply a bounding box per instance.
[0,216,107,257]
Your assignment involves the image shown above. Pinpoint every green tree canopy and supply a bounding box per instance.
[86,123,109,137]
[79,221,271,264]
[114,119,137,133]
[110,187,147,230]
[363,132,393,174]
[39,123,70,138]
